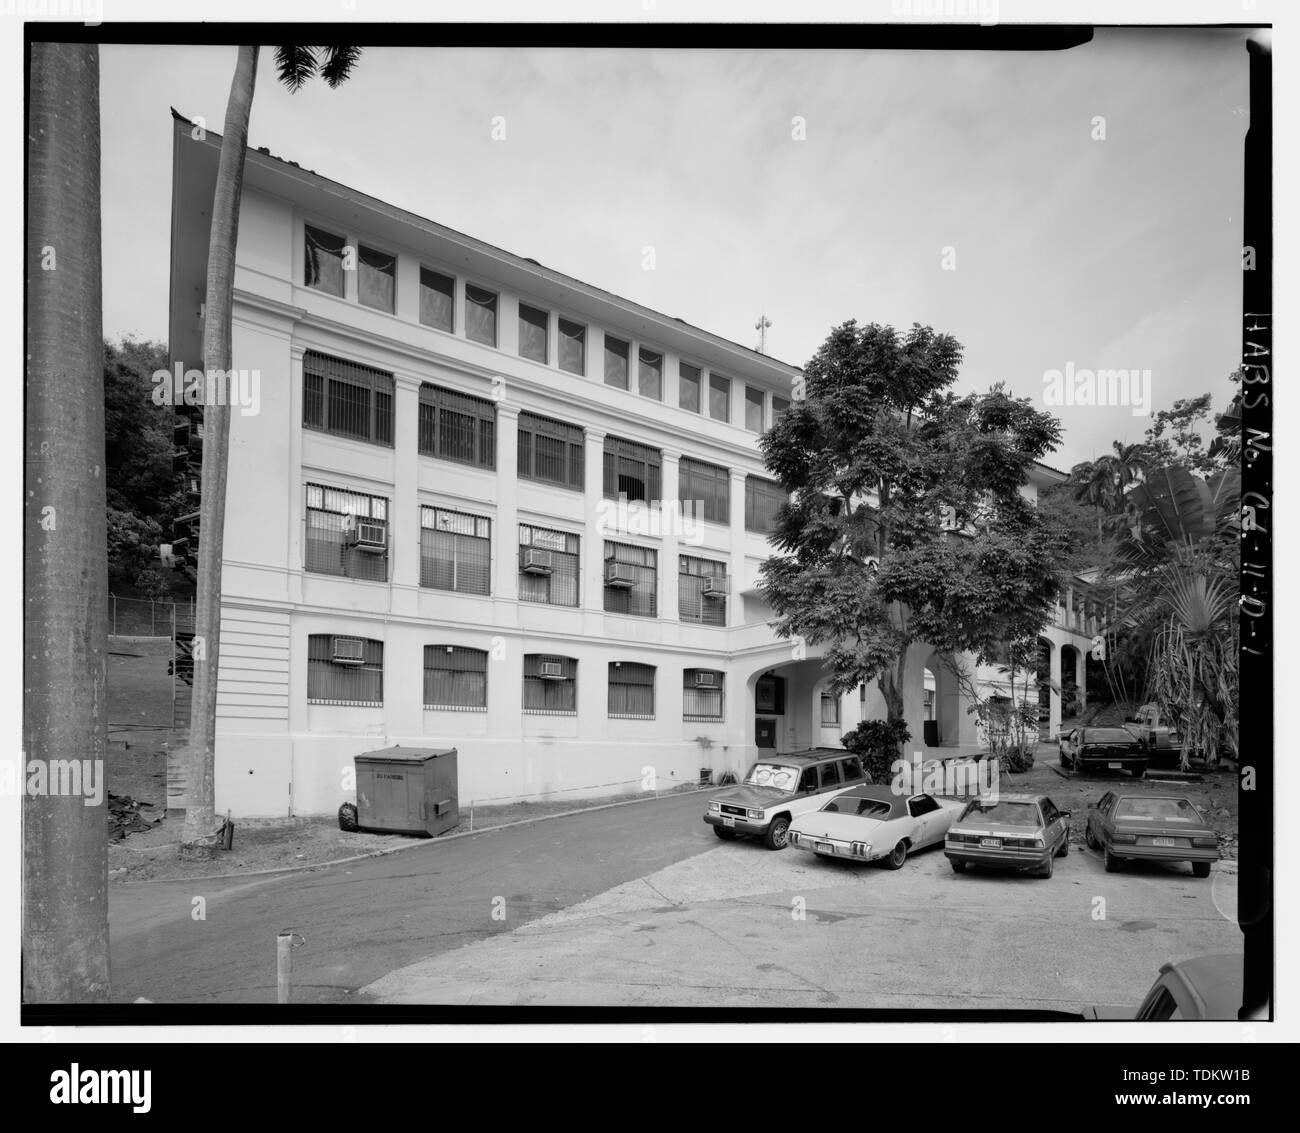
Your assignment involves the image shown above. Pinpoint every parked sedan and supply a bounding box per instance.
[1085,791,1220,877]
[788,785,965,869]
[944,793,1071,878]
[1060,726,1147,778]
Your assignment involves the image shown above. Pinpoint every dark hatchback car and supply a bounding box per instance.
[1085,791,1220,877]
[1059,725,1147,779]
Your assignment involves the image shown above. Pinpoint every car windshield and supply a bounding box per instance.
[823,796,891,818]
[1086,728,1136,743]
[743,763,798,792]
[961,800,1040,826]
[1114,798,1204,823]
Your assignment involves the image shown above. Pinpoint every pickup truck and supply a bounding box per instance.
[1128,702,1182,763]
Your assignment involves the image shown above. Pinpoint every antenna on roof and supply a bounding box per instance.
[754,313,772,354]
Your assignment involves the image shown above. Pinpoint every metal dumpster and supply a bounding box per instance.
[354,746,458,837]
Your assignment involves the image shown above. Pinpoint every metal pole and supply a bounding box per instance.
[276,932,293,1004]
[111,595,116,635]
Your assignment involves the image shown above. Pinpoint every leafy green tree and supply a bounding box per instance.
[759,321,1068,729]
[1143,393,1218,474]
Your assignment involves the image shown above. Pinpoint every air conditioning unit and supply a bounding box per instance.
[604,559,635,588]
[694,672,719,689]
[520,547,554,575]
[331,636,365,665]
[702,575,730,598]
[342,514,387,553]
[539,661,565,680]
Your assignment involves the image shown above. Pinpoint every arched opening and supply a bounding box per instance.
[921,650,961,749]
[1061,644,1081,722]
[1036,637,1053,733]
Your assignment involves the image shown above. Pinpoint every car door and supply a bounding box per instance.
[1040,799,1064,853]
[817,759,843,799]
[1094,792,1116,847]
[907,794,942,847]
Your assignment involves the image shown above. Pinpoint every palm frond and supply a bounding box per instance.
[319,46,362,88]
[274,45,318,91]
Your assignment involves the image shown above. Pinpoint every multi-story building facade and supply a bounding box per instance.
[167,112,1097,818]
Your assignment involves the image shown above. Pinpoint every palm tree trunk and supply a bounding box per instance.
[24,42,111,1000]
[181,45,259,855]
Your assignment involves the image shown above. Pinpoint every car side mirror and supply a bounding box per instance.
[1059,810,1072,819]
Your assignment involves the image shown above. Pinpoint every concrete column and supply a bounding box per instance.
[1076,645,1087,715]
[583,428,608,612]
[391,374,421,596]
[728,470,747,625]
[661,449,681,621]
[1048,639,1062,738]
[287,345,306,607]
[495,405,520,602]
[1066,583,1075,631]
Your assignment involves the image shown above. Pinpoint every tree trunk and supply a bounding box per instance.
[877,652,907,725]
[24,42,111,1001]
[181,46,259,855]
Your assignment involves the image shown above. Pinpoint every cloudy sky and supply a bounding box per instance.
[99,29,1250,469]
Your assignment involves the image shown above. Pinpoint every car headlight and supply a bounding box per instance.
[708,802,720,814]
[746,808,763,819]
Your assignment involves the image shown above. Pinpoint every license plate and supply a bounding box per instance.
[1108,762,1122,769]
[815,842,834,854]
[1152,836,1175,847]
[722,816,735,827]
[980,837,1001,848]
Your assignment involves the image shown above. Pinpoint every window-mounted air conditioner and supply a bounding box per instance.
[342,514,387,553]
[539,661,565,680]
[520,548,554,575]
[331,636,365,665]
[694,672,719,689]
[702,575,730,598]
[604,559,636,588]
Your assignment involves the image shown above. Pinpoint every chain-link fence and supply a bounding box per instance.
[109,594,194,637]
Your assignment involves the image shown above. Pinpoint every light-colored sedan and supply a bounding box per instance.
[788,785,965,869]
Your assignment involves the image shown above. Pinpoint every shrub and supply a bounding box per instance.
[842,718,912,784]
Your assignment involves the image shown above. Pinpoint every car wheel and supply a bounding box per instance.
[1038,852,1054,879]
[1103,846,1120,873]
[1192,861,1212,879]
[1056,836,1069,858]
[950,858,967,873]
[1059,747,1068,768]
[883,840,908,870]
[713,826,736,841]
[763,815,791,851]
[1133,765,1146,780]
[1073,752,1084,777]
[1085,826,1098,850]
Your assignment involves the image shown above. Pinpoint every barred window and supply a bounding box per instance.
[305,484,389,582]
[523,654,577,714]
[604,335,629,390]
[420,507,491,595]
[683,669,724,720]
[745,475,787,534]
[424,645,488,710]
[558,318,586,375]
[518,412,584,491]
[603,436,661,504]
[821,691,841,726]
[303,350,394,447]
[745,385,765,432]
[358,245,396,313]
[307,634,383,705]
[418,384,495,470]
[638,348,662,400]
[679,362,702,413]
[678,457,730,525]
[609,662,655,719]
[304,224,346,297]
[679,555,728,626]
[419,267,455,332]
[519,303,549,363]
[709,372,731,422]
[518,524,580,607]
[465,284,498,346]
[604,540,657,618]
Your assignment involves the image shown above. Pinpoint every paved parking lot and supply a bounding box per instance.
[364,836,1241,1010]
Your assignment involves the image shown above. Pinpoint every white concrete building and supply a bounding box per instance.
[167,112,1097,818]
